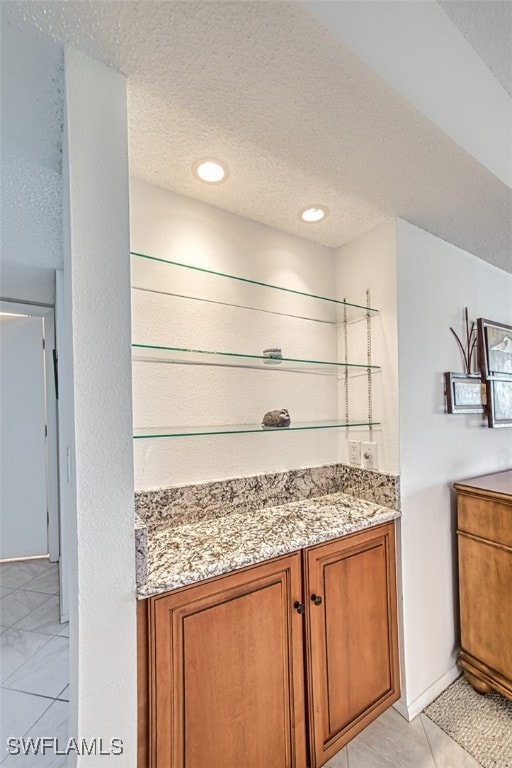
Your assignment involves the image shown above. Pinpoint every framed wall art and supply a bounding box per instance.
[477,318,512,380]
[486,378,512,428]
[445,372,485,414]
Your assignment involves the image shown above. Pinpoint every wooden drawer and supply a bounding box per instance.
[457,493,512,548]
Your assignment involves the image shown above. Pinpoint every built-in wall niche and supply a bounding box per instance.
[130,251,380,488]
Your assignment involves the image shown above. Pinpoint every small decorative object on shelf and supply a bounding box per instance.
[261,408,291,428]
[263,347,283,364]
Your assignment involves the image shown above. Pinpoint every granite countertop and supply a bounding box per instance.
[137,491,399,598]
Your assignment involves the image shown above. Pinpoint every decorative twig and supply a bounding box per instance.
[469,334,478,372]
[450,327,468,372]
[450,307,477,375]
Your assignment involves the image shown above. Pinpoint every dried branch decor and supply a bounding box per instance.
[450,307,478,375]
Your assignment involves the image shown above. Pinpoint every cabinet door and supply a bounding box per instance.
[305,523,400,767]
[149,553,307,768]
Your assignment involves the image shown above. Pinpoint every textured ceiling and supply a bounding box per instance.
[1,12,64,270]
[440,0,512,96]
[3,1,512,272]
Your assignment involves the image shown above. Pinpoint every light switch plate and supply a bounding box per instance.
[362,442,378,470]
[348,440,361,466]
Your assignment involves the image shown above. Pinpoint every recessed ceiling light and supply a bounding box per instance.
[299,205,329,223]
[192,159,229,184]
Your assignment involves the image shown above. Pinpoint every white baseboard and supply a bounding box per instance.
[393,664,461,721]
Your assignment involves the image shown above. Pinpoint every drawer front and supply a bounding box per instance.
[458,494,512,548]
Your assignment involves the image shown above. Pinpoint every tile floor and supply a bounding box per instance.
[0,560,481,767]
[324,702,482,768]
[0,560,68,766]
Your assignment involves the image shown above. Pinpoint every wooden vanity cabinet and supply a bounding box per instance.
[455,471,512,700]
[305,524,400,766]
[138,522,399,768]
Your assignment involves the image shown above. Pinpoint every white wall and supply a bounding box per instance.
[64,48,136,764]
[0,11,63,304]
[335,219,400,474]
[396,219,512,718]
[335,217,512,718]
[131,179,341,489]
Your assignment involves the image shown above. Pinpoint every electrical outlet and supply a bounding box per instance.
[362,442,378,470]
[348,440,361,466]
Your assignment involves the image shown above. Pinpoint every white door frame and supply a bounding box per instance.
[55,270,71,621]
[0,299,60,562]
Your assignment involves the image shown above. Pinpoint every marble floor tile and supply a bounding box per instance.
[420,714,482,768]
[2,752,68,767]
[2,751,68,767]
[2,744,68,767]
[55,685,69,702]
[0,564,15,574]
[0,588,14,599]
[325,746,348,767]
[56,624,68,638]
[3,636,68,699]
[24,570,60,596]
[12,595,62,636]
[1,699,68,767]
[0,563,52,590]
[346,708,437,768]
[25,697,68,739]
[0,591,52,629]
[0,629,53,683]
[0,689,53,756]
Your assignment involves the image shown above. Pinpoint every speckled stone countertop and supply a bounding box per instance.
[137,491,399,598]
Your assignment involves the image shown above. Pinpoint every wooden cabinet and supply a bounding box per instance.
[144,553,307,768]
[138,522,399,768]
[455,471,512,700]
[305,525,400,767]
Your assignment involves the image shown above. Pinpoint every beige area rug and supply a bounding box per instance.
[424,676,512,768]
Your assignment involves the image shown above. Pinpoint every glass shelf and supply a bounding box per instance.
[133,420,380,439]
[132,343,380,377]
[130,251,378,325]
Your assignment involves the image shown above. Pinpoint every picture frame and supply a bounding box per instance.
[477,318,512,380]
[486,378,512,428]
[445,372,486,414]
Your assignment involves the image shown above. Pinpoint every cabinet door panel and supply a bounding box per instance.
[306,523,399,767]
[459,532,512,678]
[324,540,391,729]
[149,553,306,768]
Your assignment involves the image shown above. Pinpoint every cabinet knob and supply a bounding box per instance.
[311,594,323,606]
[294,601,305,615]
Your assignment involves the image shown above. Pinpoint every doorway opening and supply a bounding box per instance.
[0,300,60,577]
